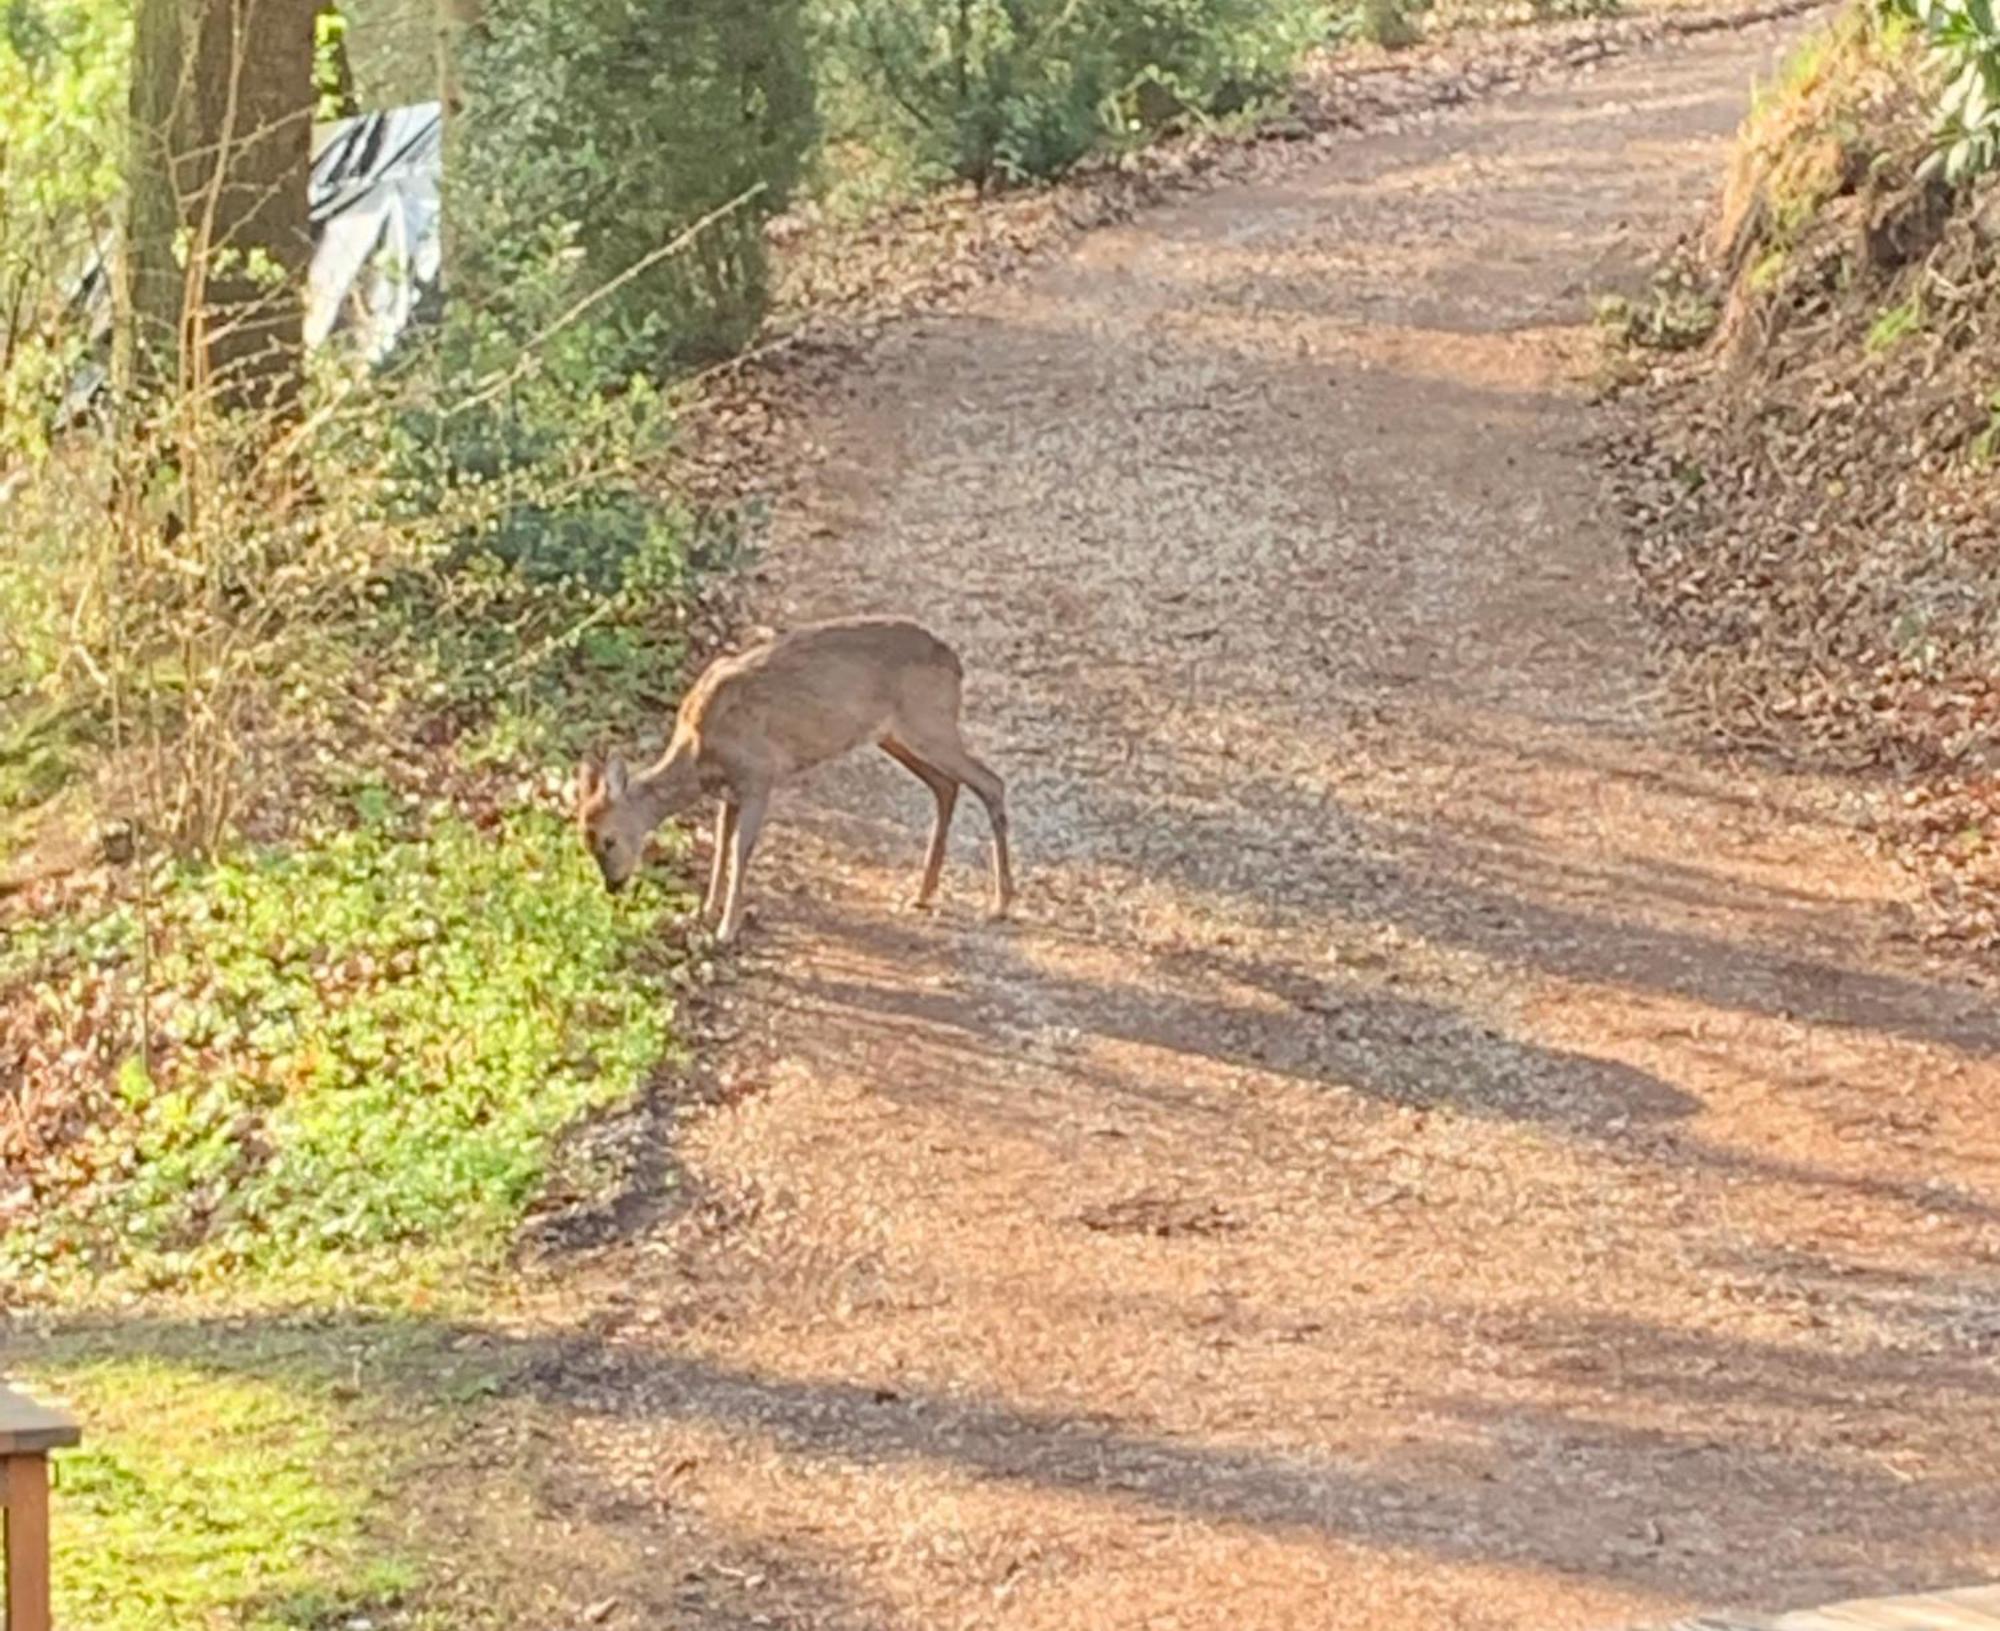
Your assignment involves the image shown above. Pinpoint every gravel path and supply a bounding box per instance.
[512,21,2000,1629]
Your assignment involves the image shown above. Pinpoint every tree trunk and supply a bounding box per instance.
[123,0,320,414]
[435,0,486,119]
[434,0,484,280]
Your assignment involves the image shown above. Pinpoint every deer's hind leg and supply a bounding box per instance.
[891,722,1011,920]
[881,737,958,909]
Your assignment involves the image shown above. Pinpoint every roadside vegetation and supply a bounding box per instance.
[1610,0,2000,953]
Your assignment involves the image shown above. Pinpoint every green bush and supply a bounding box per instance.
[382,0,819,726]
[370,332,697,728]
[453,0,817,376]
[815,0,1329,188]
[0,0,125,458]
[1349,0,1424,48]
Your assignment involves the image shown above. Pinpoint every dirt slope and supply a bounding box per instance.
[505,19,2000,1630]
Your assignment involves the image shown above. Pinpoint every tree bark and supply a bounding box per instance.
[431,0,484,284]
[435,0,483,121]
[122,0,320,414]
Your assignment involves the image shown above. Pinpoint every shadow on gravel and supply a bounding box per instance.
[24,1304,1996,1615]
[1062,752,2000,1062]
[759,910,2000,1232]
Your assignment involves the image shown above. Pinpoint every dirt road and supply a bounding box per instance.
[514,19,2000,1629]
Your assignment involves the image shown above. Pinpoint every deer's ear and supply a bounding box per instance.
[606,755,630,799]
[577,758,601,801]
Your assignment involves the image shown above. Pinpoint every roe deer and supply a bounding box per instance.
[576,616,1013,945]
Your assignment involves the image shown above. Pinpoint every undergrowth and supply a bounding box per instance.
[1717,3,1906,267]
[812,0,1329,193]
[1617,0,2000,948]
[2,808,692,1304]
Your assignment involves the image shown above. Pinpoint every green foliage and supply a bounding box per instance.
[312,6,355,119]
[329,0,434,106]
[1749,246,1789,289]
[41,1355,416,1631]
[3,245,700,851]
[1752,14,1841,112]
[1883,0,2000,181]
[1720,9,1895,288]
[0,697,98,822]
[1866,293,1924,346]
[353,0,801,729]
[453,0,817,376]
[369,341,702,728]
[815,0,1329,188]
[2,808,690,1299]
[1594,268,1719,353]
[1351,0,1422,49]
[0,445,106,810]
[1350,0,1615,38]
[0,0,126,457]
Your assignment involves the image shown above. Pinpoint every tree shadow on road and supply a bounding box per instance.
[20,1302,1999,1621]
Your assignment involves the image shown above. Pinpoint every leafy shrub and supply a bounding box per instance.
[1714,7,1902,295]
[1883,0,2000,180]
[1594,272,1720,353]
[1350,0,1424,49]
[1359,0,1615,38]
[453,0,817,375]
[4,155,696,856]
[816,0,1329,188]
[370,328,698,729]
[350,0,817,728]
[0,0,125,457]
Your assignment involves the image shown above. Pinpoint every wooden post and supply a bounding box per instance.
[2,1452,53,1631]
[1,1384,81,1631]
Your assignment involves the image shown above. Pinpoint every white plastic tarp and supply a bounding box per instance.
[305,99,443,362]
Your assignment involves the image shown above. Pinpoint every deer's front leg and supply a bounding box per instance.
[715,785,769,946]
[704,798,738,924]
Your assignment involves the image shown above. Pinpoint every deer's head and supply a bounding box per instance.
[575,755,652,893]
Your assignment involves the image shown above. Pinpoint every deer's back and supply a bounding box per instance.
[682,617,961,780]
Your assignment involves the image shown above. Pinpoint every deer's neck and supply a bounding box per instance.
[631,737,702,827]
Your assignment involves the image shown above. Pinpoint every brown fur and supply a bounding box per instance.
[576,616,1012,944]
